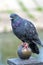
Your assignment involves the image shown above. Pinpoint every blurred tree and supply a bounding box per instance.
[17,0,35,20]
[33,0,43,12]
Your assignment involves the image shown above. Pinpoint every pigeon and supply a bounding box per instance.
[10,13,43,54]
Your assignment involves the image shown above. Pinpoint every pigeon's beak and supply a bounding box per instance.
[10,15,15,20]
[10,15,13,20]
[10,16,14,20]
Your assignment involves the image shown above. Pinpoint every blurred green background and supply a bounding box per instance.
[0,0,43,65]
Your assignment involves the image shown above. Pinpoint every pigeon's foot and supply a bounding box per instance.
[22,42,29,49]
[18,42,28,49]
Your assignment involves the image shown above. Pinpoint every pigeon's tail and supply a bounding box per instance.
[32,38,43,47]
[29,41,39,54]
[29,38,43,54]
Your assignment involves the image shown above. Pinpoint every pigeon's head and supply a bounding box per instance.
[10,13,19,20]
[10,13,21,29]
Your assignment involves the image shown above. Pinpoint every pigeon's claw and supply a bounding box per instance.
[23,42,29,49]
[18,42,28,49]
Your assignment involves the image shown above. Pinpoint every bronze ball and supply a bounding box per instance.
[17,45,32,59]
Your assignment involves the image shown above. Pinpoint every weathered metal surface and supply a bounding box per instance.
[7,57,43,65]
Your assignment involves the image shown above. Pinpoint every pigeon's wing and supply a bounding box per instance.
[24,20,42,46]
[24,20,37,40]
[23,20,40,54]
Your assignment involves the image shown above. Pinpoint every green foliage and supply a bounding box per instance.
[0,10,14,13]
[36,7,43,12]
[17,0,35,20]
[27,13,35,19]
[18,1,28,12]
[33,0,43,12]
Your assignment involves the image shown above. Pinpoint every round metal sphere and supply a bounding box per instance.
[17,45,32,59]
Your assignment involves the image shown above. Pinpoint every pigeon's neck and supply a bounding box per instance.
[15,19,21,27]
[15,17,19,21]
[14,16,21,22]
[13,17,21,28]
